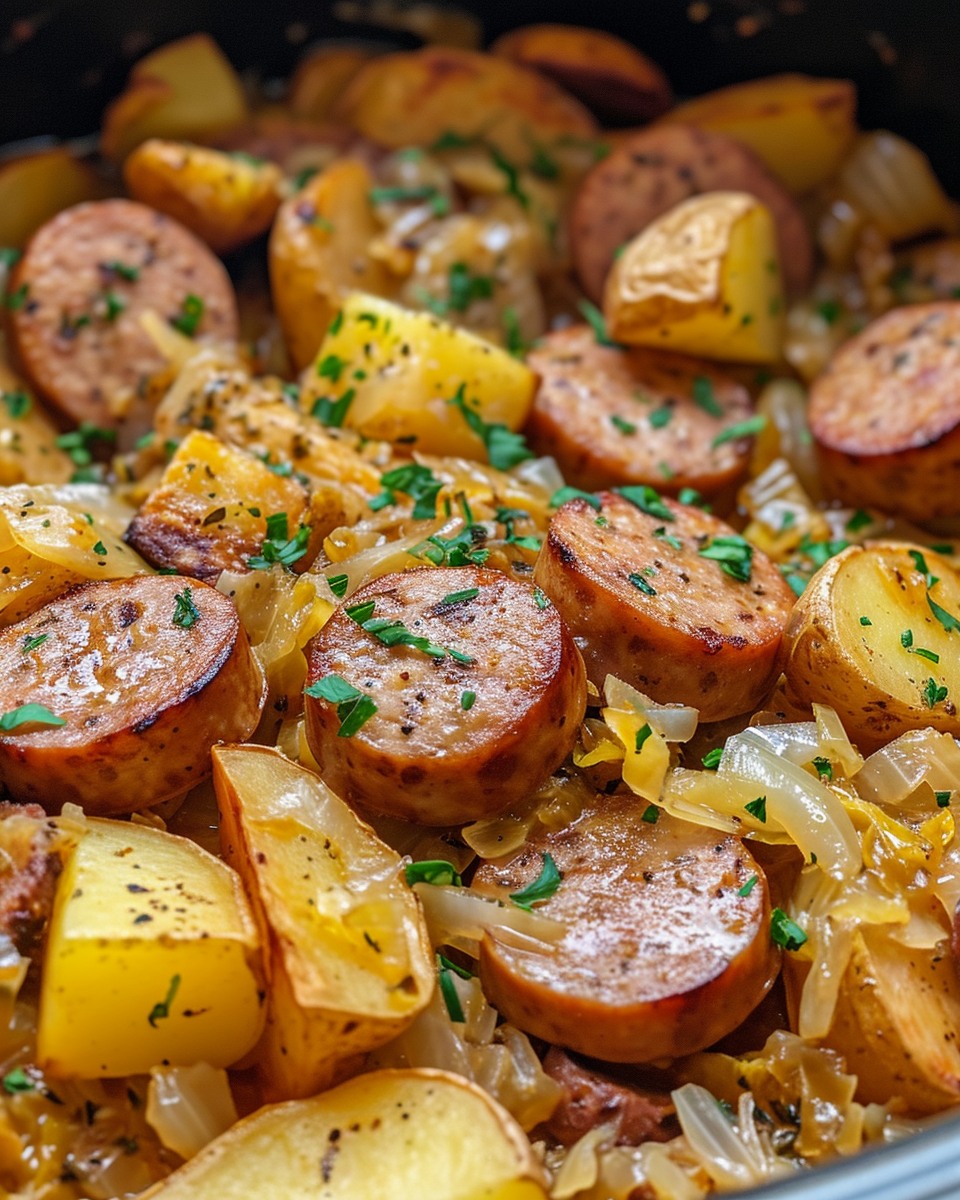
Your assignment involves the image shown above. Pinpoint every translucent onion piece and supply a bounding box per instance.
[813,704,864,777]
[738,721,821,765]
[509,454,564,496]
[0,933,28,1032]
[146,1063,238,1161]
[740,457,832,562]
[755,380,822,500]
[551,1124,614,1199]
[640,1142,708,1200]
[412,882,565,955]
[606,708,670,804]
[671,1084,792,1190]
[604,675,700,743]
[856,729,960,807]
[838,131,957,242]
[659,767,792,841]
[721,731,860,877]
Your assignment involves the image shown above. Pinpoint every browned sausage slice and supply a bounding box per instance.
[570,124,813,302]
[303,566,586,825]
[474,796,779,1062]
[533,490,795,721]
[6,199,239,439]
[540,1047,678,1146]
[0,576,265,815]
[524,325,755,503]
[809,302,960,521]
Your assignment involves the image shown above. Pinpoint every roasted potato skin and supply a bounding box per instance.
[124,139,283,254]
[783,542,960,753]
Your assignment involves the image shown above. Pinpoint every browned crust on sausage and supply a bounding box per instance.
[809,303,960,521]
[524,325,754,503]
[539,1047,678,1147]
[0,802,62,954]
[475,799,779,1062]
[0,576,265,814]
[570,124,812,302]
[533,491,795,721]
[303,566,586,825]
[490,24,673,124]
[6,199,239,436]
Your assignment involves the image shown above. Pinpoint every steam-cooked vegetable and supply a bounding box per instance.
[37,815,264,1078]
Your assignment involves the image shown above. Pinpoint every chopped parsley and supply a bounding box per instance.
[936,791,952,808]
[92,540,108,557]
[502,306,527,357]
[448,383,533,470]
[172,587,200,629]
[101,259,140,282]
[311,388,355,427]
[461,689,476,710]
[577,298,619,347]
[404,860,462,887]
[692,375,723,417]
[927,594,960,634]
[860,616,872,626]
[648,405,673,429]
[1,390,30,418]
[628,572,657,596]
[698,535,753,582]
[169,294,204,337]
[438,955,466,1022]
[634,723,652,752]
[55,422,117,468]
[304,674,378,737]
[411,525,489,568]
[326,573,349,599]
[909,549,939,589]
[610,414,637,435]
[509,852,562,911]
[4,282,28,311]
[711,415,767,448]
[816,298,842,325]
[922,678,949,708]
[642,804,660,823]
[369,463,443,520]
[738,875,759,898]
[441,587,479,606]
[770,908,807,952]
[21,634,47,654]
[247,515,312,571]
[550,486,600,510]
[702,747,723,770]
[745,795,767,823]
[316,354,347,383]
[345,601,473,664]
[616,485,673,522]
[846,509,873,533]
[489,147,529,208]
[2,1067,34,1094]
[147,974,180,1027]
[652,526,683,550]
[447,262,494,312]
[369,184,449,216]
[811,756,833,780]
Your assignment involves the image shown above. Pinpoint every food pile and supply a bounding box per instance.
[0,19,959,1200]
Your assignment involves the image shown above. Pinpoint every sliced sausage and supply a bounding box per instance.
[808,302,960,522]
[533,490,795,721]
[524,325,755,504]
[0,576,265,815]
[540,1047,678,1147]
[6,199,239,440]
[474,796,779,1062]
[570,124,813,302]
[0,802,62,954]
[303,566,586,825]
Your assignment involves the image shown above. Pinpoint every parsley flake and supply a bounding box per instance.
[327,574,349,599]
[711,415,767,448]
[702,747,723,770]
[922,678,949,708]
[461,689,476,711]
[369,463,443,520]
[21,634,47,654]
[698,535,753,582]
[304,674,378,737]
[738,875,759,898]
[692,375,723,417]
[247,516,312,571]
[617,485,674,522]
[629,572,657,596]
[937,791,952,808]
[745,795,767,823]
[770,908,807,951]
[2,390,30,418]
[405,860,462,887]
[577,298,619,347]
[448,384,533,470]
[509,852,562,911]
[642,804,659,823]
[169,294,204,337]
[147,974,180,1027]
[172,587,200,629]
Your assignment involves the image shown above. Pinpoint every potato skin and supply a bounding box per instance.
[303,566,586,825]
[535,492,795,721]
[783,542,960,752]
[124,139,283,254]
[809,303,960,522]
[0,576,266,814]
[475,798,779,1062]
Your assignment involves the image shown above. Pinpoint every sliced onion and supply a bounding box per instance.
[146,1063,238,1161]
[813,704,864,777]
[0,934,28,1031]
[856,729,960,807]
[838,131,957,242]
[640,1142,708,1200]
[659,767,791,840]
[510,454,564,494]
[551,1123,615,1198]
[605,709,671,804]
[604,675,699,743]
[721,731,860,877]
[755,380,821,500]
[412,882,565,955]
[672,1084,782,1190]
[735,721,821,765]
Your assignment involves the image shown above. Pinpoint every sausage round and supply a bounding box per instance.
[808,302,960,522]
[474,797,779,1062]
[570,124,813,302]
[6,199,239,438]
[524,325,755,503]
[533,491,795,721]
[303,566,586,825]
[0,576,265,815]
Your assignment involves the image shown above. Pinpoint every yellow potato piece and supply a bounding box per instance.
[0,362,73,486]
[784,542,960,753]
[604,191,785,364]
[0,149,109,248]
[288,47,376,121]
[124,139,283,254]
[37,817,264,1078]
[213,745,434,1100]
[299,292,536,457]
[102,34,249,163]
[139,1068,549,1199]
[659,74,857,194]
[269,160,394,371]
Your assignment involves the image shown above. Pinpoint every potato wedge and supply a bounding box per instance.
[604,191,785,363]
[331,45,598,166]
[288,47,377,121]
[784,542,960,753]
[0,149,109,248]
[817,928,960,1113]
[490,23,673,124]
[37,816,264,1078]
[102,34,249,163]
[212,745,434,1100]
[124,139,283,254]
[139,1068,548,1199]
[0,363,73,486]
[269,159,394,371]
[299,292,536,457]
[659,74,857,194]
[125,429,311,580]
